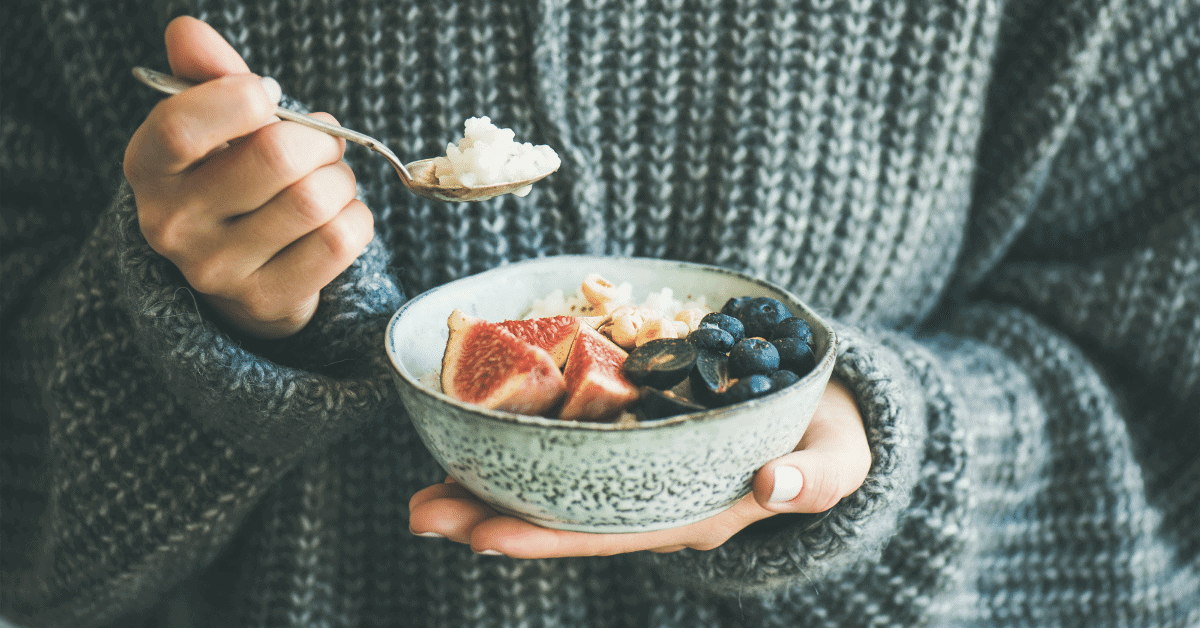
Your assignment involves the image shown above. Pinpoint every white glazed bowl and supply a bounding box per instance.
[385,256,836,533]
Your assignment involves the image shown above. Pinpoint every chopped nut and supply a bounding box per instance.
[635,316,679,347]
[581,273,620,307]
[609,307,645,349]
[674,308,709,333]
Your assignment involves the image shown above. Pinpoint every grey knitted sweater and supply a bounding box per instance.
[2,0,1198,626]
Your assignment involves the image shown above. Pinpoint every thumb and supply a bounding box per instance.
[755,450,860,514]
[165,16,251,81]
[752,379,871,513]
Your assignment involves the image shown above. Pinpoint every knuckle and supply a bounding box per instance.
[286,178,338,229]
[122,141,145,183]
[140,212,189,258]
[185,264,225,296]
[316,211,363,261]
[239,290,287,322]
[290,165,358,228]
[154,111,203,164]
[252,124,305,182]
[229,77,276,121]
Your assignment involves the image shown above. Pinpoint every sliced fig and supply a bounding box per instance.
[689,348,734,407]
[636,386,707,419]
[499,315,580,368]
[623,338,698,390]
[441,310,566,415]
[558,325,640,421]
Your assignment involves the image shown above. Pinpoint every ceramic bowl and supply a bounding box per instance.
[385,256,836,533]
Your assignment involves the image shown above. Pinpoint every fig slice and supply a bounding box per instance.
[499,315,580,368]
[558,324,640,421]
[442,310,566,415]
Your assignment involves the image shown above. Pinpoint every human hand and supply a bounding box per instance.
[408,378,870,557]
[124,16,373,339]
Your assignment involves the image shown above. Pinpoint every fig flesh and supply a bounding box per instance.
[499,315,580,368]
[558,325,640,421]
[442,310,566,415]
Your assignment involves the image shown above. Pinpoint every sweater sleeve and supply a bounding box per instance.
[632,1,1200,617]
[634,246,1196,621]
[1,175,404,626]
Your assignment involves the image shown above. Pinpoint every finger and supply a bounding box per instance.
[188,113,348,216]
[470,492,768,558]
[754,379,870,513]
[126,74,277,179]
[409,496,501,544]
[237,199,374,319]
[408,481,476,512]
[214,161,356,271]
[165,16,251,81]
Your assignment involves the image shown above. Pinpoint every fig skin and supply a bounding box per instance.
[441,310,566,416]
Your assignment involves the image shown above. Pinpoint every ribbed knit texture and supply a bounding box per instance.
[2,0,1198,626]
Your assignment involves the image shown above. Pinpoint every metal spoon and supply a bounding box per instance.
[132,67,557,202]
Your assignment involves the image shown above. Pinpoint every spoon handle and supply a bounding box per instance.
[131,67,412,181]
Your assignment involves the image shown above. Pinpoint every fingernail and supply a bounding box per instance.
[260,76,282,105]
[476,549,504,556]
[412,530,444,538]
[768,466,803,503]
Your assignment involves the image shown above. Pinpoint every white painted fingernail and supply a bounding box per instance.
[768,466,803,503]
[476,549,504,556]
[260,76,282,105]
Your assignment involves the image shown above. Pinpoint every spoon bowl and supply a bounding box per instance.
[132,67,557,202]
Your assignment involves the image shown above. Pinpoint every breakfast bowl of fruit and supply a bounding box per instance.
[385,256,836,533]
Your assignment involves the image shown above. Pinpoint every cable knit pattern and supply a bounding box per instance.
[3,0,1199,626]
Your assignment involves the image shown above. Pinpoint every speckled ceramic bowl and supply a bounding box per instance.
[385,256,836,533]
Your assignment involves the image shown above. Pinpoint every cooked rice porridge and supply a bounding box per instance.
[432,116,561,196]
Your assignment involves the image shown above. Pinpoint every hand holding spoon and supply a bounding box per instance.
[132,67,557,202]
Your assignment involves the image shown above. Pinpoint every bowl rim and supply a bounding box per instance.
[384,255,837,432]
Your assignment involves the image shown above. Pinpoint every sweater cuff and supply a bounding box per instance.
[636,321,927,595]
[106,181,405,457]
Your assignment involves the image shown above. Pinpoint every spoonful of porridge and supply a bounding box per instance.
[132,67,561,202]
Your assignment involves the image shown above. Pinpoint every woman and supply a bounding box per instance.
[2,0,1197,626]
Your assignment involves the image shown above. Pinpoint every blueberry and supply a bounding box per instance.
[698,312,744,343]
[771,337,816,375]
[721,297,751,318]
[725,374,773,404]
[688,326,735,353]
[770,317,813,344]
[738,297,793,339]
[769,369,800,389]
[728,338,780,378]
